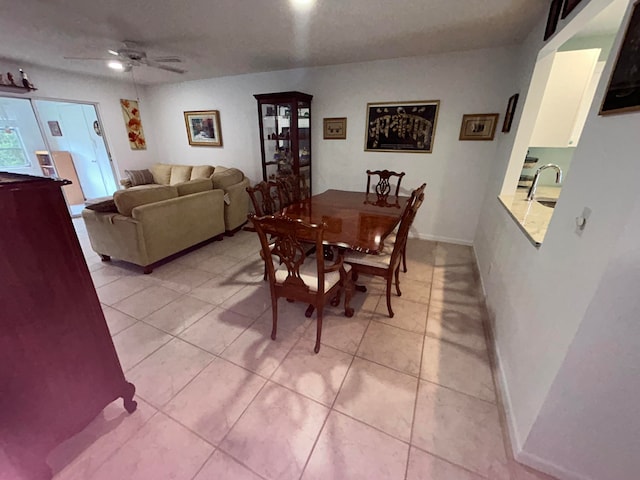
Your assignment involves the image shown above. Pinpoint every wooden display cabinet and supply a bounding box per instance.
[35,150,85,205]
[254,91,312,197]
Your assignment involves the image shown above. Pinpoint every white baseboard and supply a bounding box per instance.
[516,450,593,480]
[414,232,473,246]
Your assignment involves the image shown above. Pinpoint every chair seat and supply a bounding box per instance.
[344,247,393,268]
[275,259,351,292]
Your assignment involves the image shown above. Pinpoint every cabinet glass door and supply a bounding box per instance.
[297,101,311,195]
[261,101,294,180]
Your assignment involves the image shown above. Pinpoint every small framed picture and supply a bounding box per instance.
[544,0,563,41]
[459,113,499,141]
[600,1,640,115]
[48,121,62,137]
[562,0,583,19]
[184,110,223,146]
[502,93,519,133]
[323,117,347,139]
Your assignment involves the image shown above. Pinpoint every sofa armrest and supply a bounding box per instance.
[223,177,250,231]
[82,209,148,265]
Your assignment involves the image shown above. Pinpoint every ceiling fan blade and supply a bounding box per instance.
[145,60,186,74]
[150,56,182,63]
[64,56,114,61]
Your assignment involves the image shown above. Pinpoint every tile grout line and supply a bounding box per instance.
[404,245,435,480]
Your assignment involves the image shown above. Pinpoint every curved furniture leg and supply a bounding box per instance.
[395,265,402,296]
[122,381,137,413]
[314,306,323,353]
[386,276,394,318]
[271,299,278,340]
[344,271,354,318]
[305,304,315,317]
[402,247,407,273]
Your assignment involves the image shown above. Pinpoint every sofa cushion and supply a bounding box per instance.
[175,178,213,196]
[114,185,178,216]
[190,165,215,180]
[151,164,172,185]
[125,169,154,186]
[212,167,244,190]
[84,198,118,213]
[170,165,193,185]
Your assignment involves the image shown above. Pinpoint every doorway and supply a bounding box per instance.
[34,100,117,215]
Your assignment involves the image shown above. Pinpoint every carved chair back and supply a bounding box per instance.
[366,169,406,198]
[246,180,282,216]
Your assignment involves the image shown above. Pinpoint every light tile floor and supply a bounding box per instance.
[47,220,556,480]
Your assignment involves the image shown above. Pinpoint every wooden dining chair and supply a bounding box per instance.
[246,180,282,216]
[276,173,309,207]
[386,182,426,273]
[249,214,354,353]
[366,169,406,197]
[345,188,425,318]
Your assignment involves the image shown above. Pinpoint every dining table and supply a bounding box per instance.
[281,189,409,254]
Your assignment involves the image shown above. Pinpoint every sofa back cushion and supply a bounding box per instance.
[212,166,244,190]
[114,185,178,216]
[175,178,213,196]
[190,165,215,180]
[151,164,172,185]
[169,165,193,185]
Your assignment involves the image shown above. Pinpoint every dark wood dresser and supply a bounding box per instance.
[0,172,136,480]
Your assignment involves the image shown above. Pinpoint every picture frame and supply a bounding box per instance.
[562,0,583,19]
[184,110,223,146]
[544,0,563,41]
[459,113,499,141]
[599,1,640,116]
[120,99,146,150]
[48,121,62,137]
[323,117,347,139]
[365,100,440,153]
[502,93,519,133]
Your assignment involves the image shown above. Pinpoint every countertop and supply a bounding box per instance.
[498,186,562,247]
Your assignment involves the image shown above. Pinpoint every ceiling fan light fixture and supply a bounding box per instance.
[108,49,119,56]
[289,0,315,12]
[108,60,124,71]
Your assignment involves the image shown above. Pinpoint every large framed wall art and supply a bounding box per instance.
[364,100,440,153]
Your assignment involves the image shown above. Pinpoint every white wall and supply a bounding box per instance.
[473,0,640,478]
[144,47,517,244]
[0,96,46,176]
[0,60,156,182]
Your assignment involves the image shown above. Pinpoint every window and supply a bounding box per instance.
[0,127,29,168]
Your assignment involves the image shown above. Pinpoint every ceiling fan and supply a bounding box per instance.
[64,41,187,74]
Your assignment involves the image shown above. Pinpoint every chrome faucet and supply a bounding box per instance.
[527,164,563,201]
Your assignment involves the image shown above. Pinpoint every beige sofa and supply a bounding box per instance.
[120,163,250,233]
[82,179,226,273]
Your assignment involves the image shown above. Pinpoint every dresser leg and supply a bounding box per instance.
[122,381,137,413]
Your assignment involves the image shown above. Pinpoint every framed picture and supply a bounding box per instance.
[323,117,347,139]
[120,99,146,150]
[184,110,223,146]
[544,0,563,41]
[502,93,519,133]
[600,1,640,116]
[562,0,583,19]
[459,113,499,141]
[48,121,62,137]
[365,100,440,153]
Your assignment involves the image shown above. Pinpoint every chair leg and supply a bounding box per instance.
[314,305,323,353]
[385,276,394,318]
[271,298,278,340]
[344,270,354,318]
[395,265,402,297]
[402,247,407,273]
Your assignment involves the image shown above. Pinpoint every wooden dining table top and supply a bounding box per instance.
[281,189,409,253]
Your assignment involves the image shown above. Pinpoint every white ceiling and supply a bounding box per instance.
[0,0,548,85]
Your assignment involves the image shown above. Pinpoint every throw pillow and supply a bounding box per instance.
[150,164,172,185]
[84,199,117,213]
[125,169,154,186]
[190,165,215,180]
